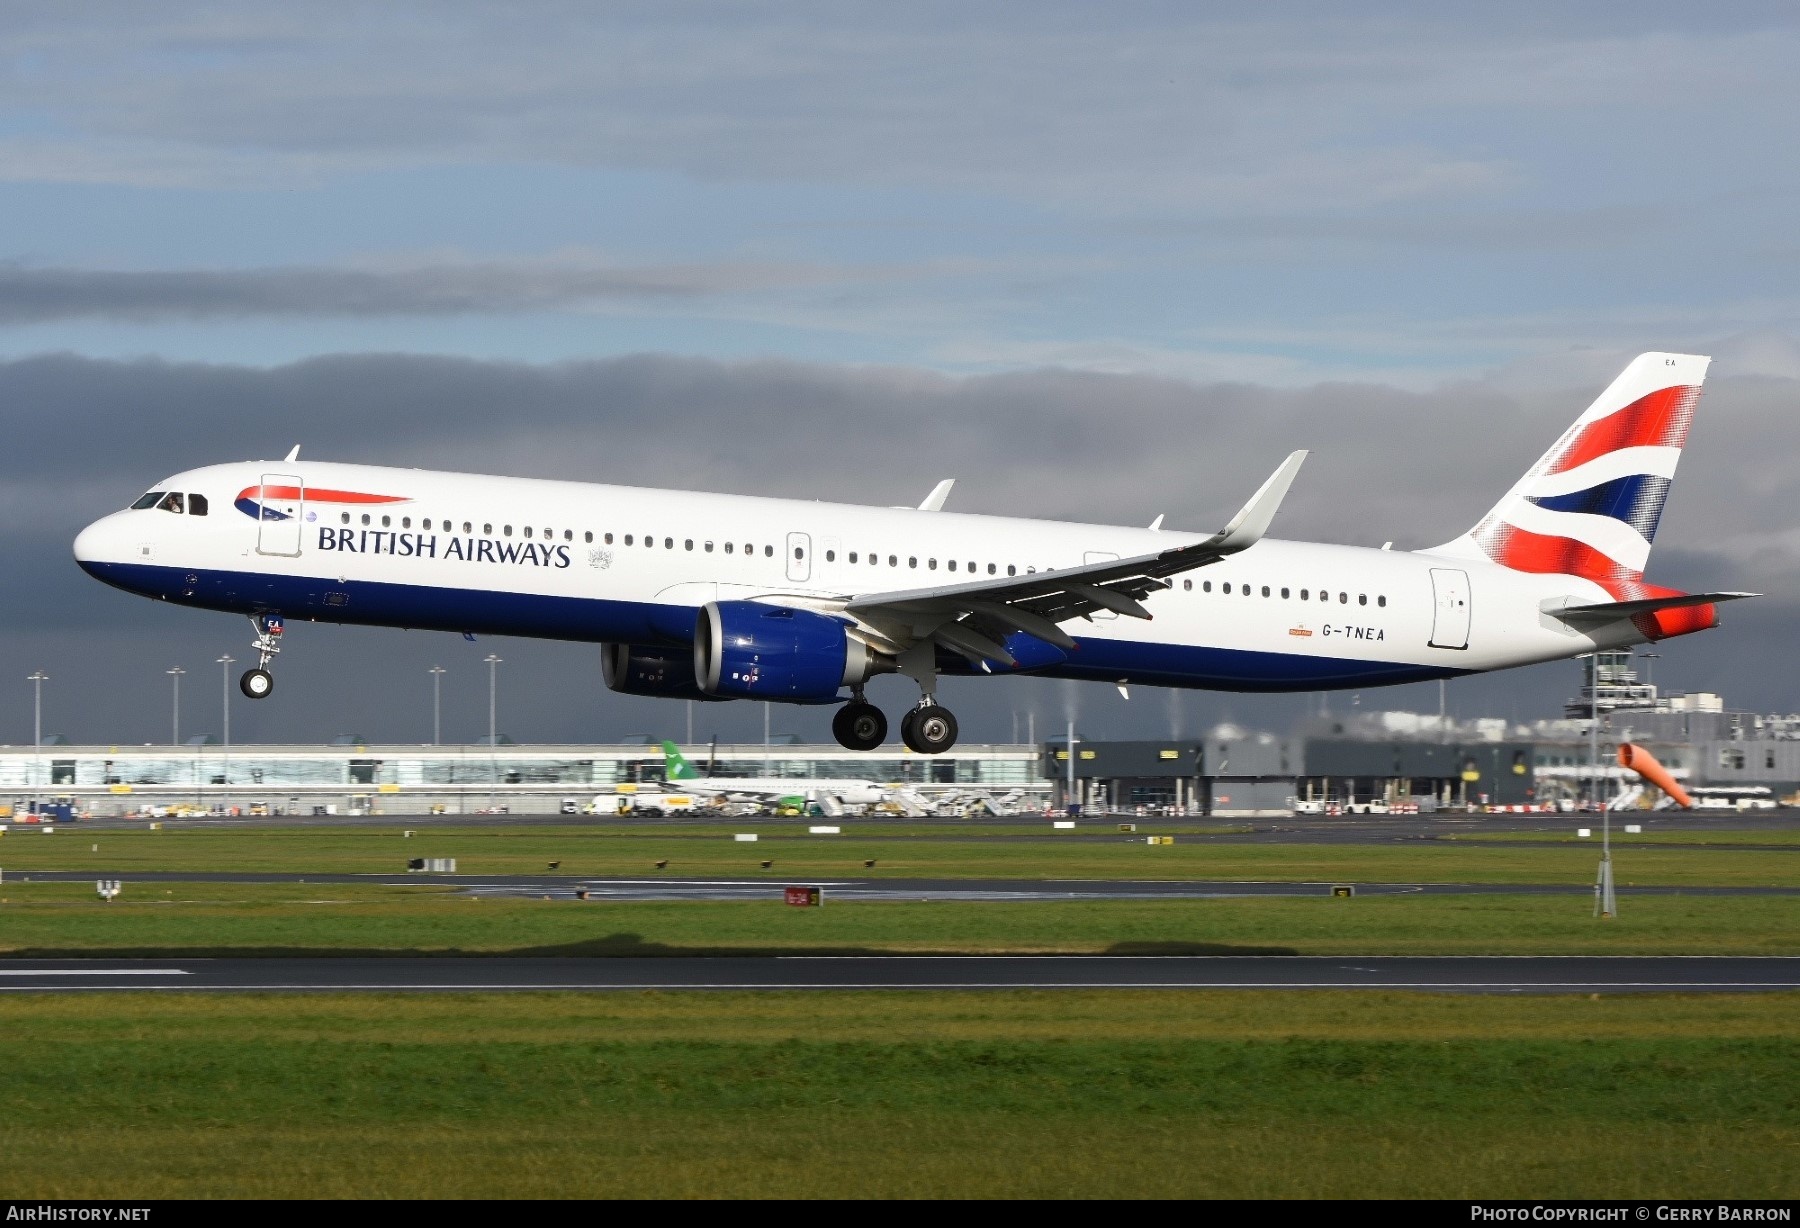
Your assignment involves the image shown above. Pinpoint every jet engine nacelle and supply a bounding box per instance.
[695,600,890,704]
[602,643,721,701]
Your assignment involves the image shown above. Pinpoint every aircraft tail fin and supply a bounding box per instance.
[1428,352,1709,590]
[661,740,700,781]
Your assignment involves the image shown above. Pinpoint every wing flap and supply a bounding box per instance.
[844,451,1307,662]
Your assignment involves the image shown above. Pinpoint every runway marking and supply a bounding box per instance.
[1,981,1796,992]
[0,968,190,977]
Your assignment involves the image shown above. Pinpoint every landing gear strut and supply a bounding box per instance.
[832,697,888,751]
[240,614,283,700]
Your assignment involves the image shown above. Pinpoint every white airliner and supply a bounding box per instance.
[74,352,1749,754]
[656,740,892,809]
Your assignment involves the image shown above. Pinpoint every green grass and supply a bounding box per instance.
[5,823,1799,885]
[0,990,1794,1198]
[2,883,1795,956]
[1453,828,1800,847]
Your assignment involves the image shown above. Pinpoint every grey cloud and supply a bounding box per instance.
[0,259,867,323]
[2,348,1794,747]
[10,4,1800,210]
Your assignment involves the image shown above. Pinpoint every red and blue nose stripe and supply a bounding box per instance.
[235,486,409,521]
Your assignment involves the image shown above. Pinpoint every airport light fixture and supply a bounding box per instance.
[1587,653,1617,918]
[166,666,184,746]
[1066,719,1079,817]
[484,654,501,810]
[217,654,234,813]
[429,666,446,746]
[27,670,46,814]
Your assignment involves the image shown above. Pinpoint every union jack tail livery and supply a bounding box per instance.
[1433,352,1719,639]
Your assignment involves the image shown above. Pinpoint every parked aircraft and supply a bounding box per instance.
[74,353,1748,753]
[655,740,892,810]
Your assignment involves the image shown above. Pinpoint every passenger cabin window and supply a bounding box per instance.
[763,545,773,557]
[341,513,350,524]
[131,491,163,510]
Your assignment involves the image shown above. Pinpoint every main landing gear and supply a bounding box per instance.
[830,690,960,754]
[900,702,958,755]
[831,697,887,751]
[239,614,283,700]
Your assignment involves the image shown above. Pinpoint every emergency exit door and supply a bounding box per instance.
[255,474,304,557]
[786,532,811,583]
[1428,567,1470,650]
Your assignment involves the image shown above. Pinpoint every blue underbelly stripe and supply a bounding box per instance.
[79,560,1467,693]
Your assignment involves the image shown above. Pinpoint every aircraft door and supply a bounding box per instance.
[1428,567,1470,650]
[255,474,304,558]
[786,532,811,583]
[1084,551,1119,618]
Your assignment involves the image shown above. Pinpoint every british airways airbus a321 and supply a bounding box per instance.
[73,353,1749,754]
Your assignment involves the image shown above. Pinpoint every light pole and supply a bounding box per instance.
[1065,719,1079,816]
[1589,653,1617,918]
[27,671,46,814]
[166,667,185,746]
[217,655,234,814]
[484,654,501,811]
[429,666,446,746]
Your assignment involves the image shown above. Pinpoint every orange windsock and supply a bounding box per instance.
[1617,742,1692,808]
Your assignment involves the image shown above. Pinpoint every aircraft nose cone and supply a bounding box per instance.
[73,514,123,575]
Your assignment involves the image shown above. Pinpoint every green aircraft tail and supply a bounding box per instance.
[661,740,700,781]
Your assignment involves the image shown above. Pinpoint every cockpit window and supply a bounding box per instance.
[188,494,208,516]
[131,491,163,510]
[156,492,184,514]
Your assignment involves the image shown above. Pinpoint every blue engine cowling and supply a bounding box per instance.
[602,643,722,701]
[695,600,889,704]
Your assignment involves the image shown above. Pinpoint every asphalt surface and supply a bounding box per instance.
[60,810,1800,847]
[0,955,1794,993]
[13,869,1800,899]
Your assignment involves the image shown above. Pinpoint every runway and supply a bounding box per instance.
[14,869,1800,899]
[0,955,1794,993]
[65,810,1800,849]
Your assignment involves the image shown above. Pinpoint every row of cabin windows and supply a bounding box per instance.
[1178,577,1387,607]
[341,512,597,544]
[126,489,1389,603]
[131,491,208,516]
[822,549,1028,575]
[326,512,1386,603]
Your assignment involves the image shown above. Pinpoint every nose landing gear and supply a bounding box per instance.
[239,614,283,700]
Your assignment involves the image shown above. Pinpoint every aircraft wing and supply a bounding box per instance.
[843,451,1307,666]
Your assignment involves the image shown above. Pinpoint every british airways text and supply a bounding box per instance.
[316,528,571,568]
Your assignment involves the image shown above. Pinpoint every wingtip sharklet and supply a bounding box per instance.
[1206,449,1307,552]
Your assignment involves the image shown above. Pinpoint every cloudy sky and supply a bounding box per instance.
[5,2,1799,748]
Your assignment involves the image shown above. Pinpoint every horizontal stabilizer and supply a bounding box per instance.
[1546,591,1756,622]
